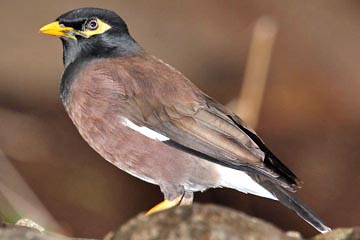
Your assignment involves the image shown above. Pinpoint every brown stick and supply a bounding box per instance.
[235,16,278,129]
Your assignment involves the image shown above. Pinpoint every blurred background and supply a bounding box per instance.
[0,0,359,238]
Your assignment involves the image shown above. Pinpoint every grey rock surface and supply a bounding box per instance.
[1,204,358,240]
[113,204,295,240]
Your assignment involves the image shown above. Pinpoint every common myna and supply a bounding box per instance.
[40,8,331,233]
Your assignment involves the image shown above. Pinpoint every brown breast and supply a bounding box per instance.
[62,54,220,189]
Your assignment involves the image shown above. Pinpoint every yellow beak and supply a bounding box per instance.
[40,21,76,39]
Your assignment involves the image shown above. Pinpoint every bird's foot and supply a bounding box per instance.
[179,191,193,206]
[145,195,183,215]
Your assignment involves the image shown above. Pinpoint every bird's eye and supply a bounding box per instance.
[86,19,98,30]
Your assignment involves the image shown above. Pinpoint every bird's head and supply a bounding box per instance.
[40,8,142,66]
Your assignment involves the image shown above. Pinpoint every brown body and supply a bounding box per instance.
[64,53,286,199]
[64,53,224,197]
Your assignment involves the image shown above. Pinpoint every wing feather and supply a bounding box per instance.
[98,54,299,190]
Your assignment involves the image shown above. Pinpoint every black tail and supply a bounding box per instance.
[261,180,331,233]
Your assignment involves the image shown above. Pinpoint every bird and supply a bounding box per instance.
[40,7,331,233]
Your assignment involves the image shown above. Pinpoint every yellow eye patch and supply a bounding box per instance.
[78,18,111,38]
[40,18,112,40]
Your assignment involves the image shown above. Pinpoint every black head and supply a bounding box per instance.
[56,8,128,36]
[40,8,143,67]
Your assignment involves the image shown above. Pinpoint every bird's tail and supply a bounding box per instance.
[261,180,331,234]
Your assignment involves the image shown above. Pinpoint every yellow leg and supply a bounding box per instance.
[145,196,183,215]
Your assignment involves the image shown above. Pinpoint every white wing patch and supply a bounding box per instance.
[121,118,276,200]
[121,118,169,141]
[217,165,277,200]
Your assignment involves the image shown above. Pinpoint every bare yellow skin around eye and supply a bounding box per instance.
[80,18,112,38]
[39,18,112,40]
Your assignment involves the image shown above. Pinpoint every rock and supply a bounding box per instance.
[0,224,96,240]
[1,204,358,240]
[0,226,57,240]
[310,228,360,240]
[16,218,45,232]
[112,203,295,240]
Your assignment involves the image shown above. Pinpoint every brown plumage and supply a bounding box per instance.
[65,53,297,190]
[40,8,330,233]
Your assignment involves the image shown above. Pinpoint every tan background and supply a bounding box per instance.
[1,0,359,238]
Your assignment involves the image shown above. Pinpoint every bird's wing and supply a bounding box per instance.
[101,55,300,190]
[146,96,299,190]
